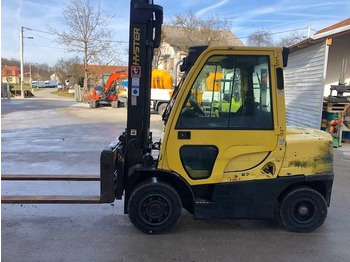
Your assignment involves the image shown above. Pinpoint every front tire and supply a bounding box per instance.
[279,187,327,233]
[128,180,182,234]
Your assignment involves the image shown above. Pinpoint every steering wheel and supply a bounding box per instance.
[189,99,205,116]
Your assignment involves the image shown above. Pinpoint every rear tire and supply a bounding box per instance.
[279,187,327,233]
[157,103,167,116]
[128,180,182,234]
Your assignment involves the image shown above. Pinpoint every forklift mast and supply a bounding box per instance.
[126,0,163,166]
[2,1,163,205]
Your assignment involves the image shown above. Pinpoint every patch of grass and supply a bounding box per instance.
[11,84,46,92]
[51,90,75,98]
[11,83,31,90]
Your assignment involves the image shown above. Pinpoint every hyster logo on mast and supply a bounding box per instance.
[133,28,140,66]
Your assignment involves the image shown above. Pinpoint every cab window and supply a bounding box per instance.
[176,55,273,130]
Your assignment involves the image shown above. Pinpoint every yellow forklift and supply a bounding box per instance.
[104,0,334,234]
[2,0,334,235]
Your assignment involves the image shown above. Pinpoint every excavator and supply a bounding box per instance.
[2,0,334,235]
[89,71,128,108]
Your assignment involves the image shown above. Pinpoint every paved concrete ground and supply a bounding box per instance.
[1,90,350,262]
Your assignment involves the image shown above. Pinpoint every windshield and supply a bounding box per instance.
[162,71,188,123]
[176,54,273,130]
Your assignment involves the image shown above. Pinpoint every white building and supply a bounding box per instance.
[157,25,243,85]
[284,18,350,129]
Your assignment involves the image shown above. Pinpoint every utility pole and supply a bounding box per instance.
[307,25,311,38]
[30,64,32,93]
[20,26,24,98]
[20,26,33,98]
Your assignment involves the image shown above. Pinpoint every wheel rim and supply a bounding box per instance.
[292,200,315,223]
[139,194,171,226]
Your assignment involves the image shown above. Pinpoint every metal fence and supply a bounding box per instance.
[1,84,11,99]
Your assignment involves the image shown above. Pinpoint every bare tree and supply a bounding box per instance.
[1,58,53,80]
[54,56,83,90]
[247,29,306,47]
[51,0,113,91]
[277,31,305,47]
[165,12,235,52]
[247,29,274,47]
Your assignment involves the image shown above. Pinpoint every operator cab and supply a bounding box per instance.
[164,46,279,132]
[159,46,288,183]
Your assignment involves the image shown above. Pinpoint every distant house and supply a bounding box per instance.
[1,65,32,84]
[49,73,60,82]
[284,18,350,129]
[157,25,244,85]
[1,65,20,84]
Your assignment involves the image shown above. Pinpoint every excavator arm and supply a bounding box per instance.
[103,71,128,94]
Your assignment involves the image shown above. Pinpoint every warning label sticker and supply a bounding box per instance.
[132,77,140,87]
[132,87,139,96]
[131,66,141,77]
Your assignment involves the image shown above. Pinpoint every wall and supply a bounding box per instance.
[284,41,327,129]
[325,33,350,96]
[2,76,20,84]
[157,42,186,85]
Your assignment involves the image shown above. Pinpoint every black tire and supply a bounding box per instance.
[157,103,167,116]
[279,187,327,233]
[89,100,97,108]
[128,180,182,234]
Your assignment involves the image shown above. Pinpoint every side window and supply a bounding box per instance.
[180,145,218,180]
[176,55,273,130]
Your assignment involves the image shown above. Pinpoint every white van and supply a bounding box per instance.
[32,81,45,88]
[44,80,57,88]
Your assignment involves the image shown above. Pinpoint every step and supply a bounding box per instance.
[195,197,215,205]
[194,198,216,219]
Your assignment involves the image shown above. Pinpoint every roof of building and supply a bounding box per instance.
[1,65,20,77]
[315,18,350,35]
[162,25,243,50]
[79,65,128,77]
[290,18,350,51]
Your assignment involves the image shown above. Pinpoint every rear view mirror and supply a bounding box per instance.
[276,67,284,90]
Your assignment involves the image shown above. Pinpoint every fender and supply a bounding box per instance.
[124,166,195,214]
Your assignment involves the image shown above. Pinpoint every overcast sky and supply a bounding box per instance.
[1,0,349,66]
